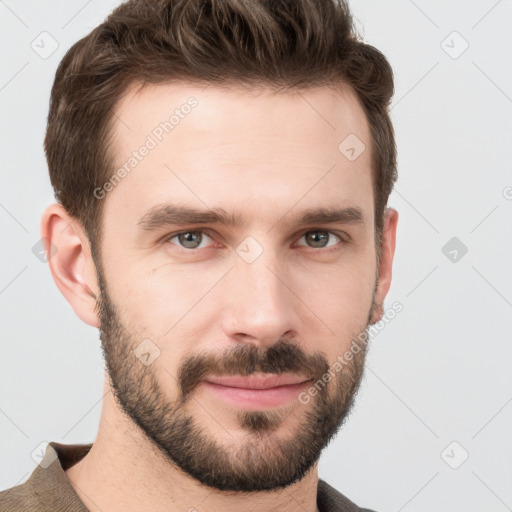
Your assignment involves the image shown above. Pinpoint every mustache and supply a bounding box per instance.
[177,339,330,403]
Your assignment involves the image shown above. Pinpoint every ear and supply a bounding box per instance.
[370,207,398,324]
[40,204,100,328]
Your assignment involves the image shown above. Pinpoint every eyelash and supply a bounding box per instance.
[161,228,349,253]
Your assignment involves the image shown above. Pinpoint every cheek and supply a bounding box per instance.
[101,241,194,313]
[101,229,376,364]
[108,260,227,352]
[301,276,370,325]
[291,254,375,349]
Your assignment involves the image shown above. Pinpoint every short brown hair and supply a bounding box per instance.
[44,0,397,264]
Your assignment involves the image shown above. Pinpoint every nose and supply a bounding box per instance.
[220,248,302,348]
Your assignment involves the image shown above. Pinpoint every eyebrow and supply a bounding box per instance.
[137,204,365,231]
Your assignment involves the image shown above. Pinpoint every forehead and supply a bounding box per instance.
[104,81,373,229]
[112,81,370,149]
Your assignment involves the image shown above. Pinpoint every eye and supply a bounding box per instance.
[166,230,214,250]
[295,230,344,249]
[162,229,347,253]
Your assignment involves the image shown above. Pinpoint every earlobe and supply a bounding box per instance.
[40,204,100,328]
[370,207,398,325]
[370,302,384,325]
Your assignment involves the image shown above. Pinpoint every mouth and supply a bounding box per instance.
[205,373,311,389]
[202,373,313,409]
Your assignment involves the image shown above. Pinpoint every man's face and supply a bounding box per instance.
[95,83,380,492]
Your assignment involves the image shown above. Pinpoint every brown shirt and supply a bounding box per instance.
[0,442,376,512]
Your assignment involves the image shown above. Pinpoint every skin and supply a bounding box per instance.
[41,82,398,512]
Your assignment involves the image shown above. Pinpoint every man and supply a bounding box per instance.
[0,0,398,510]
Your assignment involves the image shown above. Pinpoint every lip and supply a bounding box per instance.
[204,373,310,389]
[201,374,312,409]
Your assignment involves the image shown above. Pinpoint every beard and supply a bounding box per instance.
[95,261,376,493]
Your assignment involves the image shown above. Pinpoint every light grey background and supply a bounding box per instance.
[1,1,511,511]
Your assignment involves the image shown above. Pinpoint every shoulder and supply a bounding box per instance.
[0,441,92,512]
[0,479,38,512]
[317,478,379,512]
